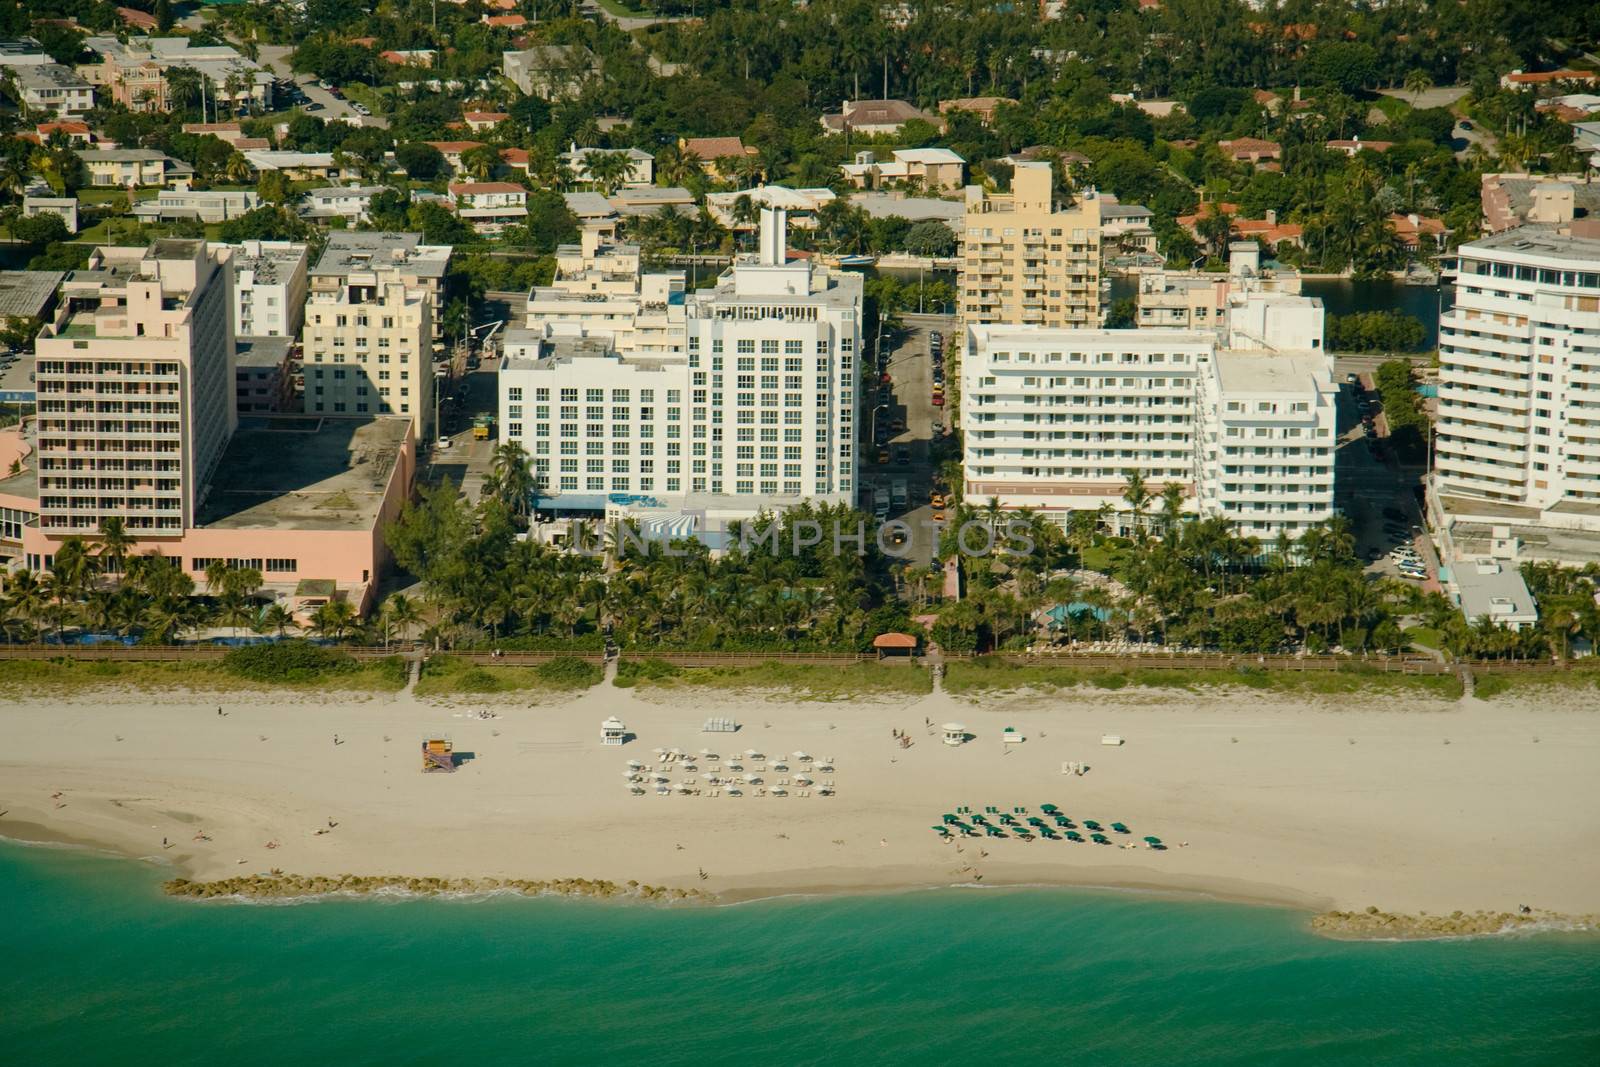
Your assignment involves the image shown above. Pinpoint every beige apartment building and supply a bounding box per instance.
[309,232,451,348]
[302,281,433,440]
[33,239,236,536]
[960,161,1106,329]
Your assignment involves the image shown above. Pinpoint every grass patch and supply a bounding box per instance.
[0,652,407,694]
[594,0,651,17]
[618,659,933,700]
[1403,626,1443,651]
[414,654,601,697]
[1472,668,1600,700]
[943,659,1463,699]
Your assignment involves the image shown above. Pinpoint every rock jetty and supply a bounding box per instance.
[162,873,711,903]
[1311,906,1596,940]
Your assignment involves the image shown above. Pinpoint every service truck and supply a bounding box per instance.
[872,486,890,520]
[890,478,908,511]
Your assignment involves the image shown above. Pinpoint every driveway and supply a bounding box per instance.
[1333,376,1440,592]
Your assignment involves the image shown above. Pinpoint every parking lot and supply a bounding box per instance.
[860,313,955,566]
[1333,373,1437,589]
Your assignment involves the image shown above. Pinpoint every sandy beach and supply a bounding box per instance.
[3,678,1599,920]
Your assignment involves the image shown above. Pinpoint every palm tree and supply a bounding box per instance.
[490,441,534,519]
[1158,482,1185,541]
[308,599,359,642]
[1403,68,1433,105]
[584,150,633,195]
[654,143,699,186]
[223,151,253,185]
[258,602,296,638]
[1121,470,1150,541]
[382,593,422,646]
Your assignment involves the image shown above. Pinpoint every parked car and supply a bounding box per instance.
[931,394,945,406]
[1345,372,1359,385]
[876,448,890,464]
[892,445,910,465]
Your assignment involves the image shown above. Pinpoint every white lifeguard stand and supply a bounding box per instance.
[601,716,626,746]
[942,722,968,747]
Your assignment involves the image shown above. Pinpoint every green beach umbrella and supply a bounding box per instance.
[1144,836,1162,845]
[1111,823,1129,834]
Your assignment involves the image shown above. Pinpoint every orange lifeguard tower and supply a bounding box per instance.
[421,737,456,772]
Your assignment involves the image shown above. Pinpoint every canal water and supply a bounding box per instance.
[1108,275,1446,349]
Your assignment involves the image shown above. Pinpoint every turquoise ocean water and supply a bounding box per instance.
[4,840,1599,1065]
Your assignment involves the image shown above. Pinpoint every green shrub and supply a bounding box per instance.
[454,667,503,693]
[223,641,356,683]
[615,657,682,687]
[534,656,602,689]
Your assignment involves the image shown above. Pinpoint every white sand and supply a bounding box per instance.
[3,681,1599,915]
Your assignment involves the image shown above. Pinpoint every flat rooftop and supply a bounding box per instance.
[234,336,293,368]
[198,416,408,531]
[1213,350,1327,393]
[311,232,450,278]
[0,271,62,320]
[1467,224,1600,264]
[503,334,624,371]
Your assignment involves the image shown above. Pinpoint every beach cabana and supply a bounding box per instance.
[873,632,919,659]
[942,723,968,747]
[601,717,626,746]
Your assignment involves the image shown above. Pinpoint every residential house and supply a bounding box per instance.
[116,6,158,32]
[1217,137,1282,165]
[938,96,1016,126]
[1500,69,1599,91]
[840,147,965,193]
[31,120,91,144]
[820,98,942,136]
[501,44,597,101]
[425,141,487,175]
[21,196,78,234]
[561,145,654,187]
[132,187,260,224]
[301,185,387,226]
[243,150,352,182]
[84,35,273,114]
[379,50,436,68]
[499,147,531,176]
[449,181,529,233]
[80,148,193,187]
[1388,212,1450,253]
[464,110,509,133]
[680,136,759,179]
[608,185,697,219]
[482,14,527,29]
[1447,559,1538,630]
[849,192,962,224]
[1100,195,1157,261]
[0,39,51,69]
[1178,204,1305,250]
[1325,137,1394,156]
[13,64,94,117]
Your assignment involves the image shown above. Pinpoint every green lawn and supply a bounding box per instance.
[1403,626,1443,651]
[616,658,933,700]
[943,659,1463,700]
[0,657,407,695]
[414,654,602,697]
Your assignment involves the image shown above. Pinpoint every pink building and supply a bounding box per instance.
[9,417,415,617]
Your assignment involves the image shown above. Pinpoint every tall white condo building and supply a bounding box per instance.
[1433,221,1600,561]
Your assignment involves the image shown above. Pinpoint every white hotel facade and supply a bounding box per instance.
[962,320,1336,542]
[499,210,860,526]
[1432,222,1600,561]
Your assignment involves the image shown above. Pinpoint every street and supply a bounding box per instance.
[861,312,955,568]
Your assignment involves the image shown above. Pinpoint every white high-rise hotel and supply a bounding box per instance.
[499,209,860,519]
[1434,223,1600,547]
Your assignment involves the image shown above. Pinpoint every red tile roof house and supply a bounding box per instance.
[425,141,487,173]
[1178,205,1305,249]
[449,181,528,233]
[820,99,943,136]
[680,136,759,177]
[483,14,528,28]
[116,6,157,31]
[32,120,92,144]
[500,147,531,175]
[1217,137,1282,165]
[1388,212,1450,252]
[465,111,510,133]
[1500,69,1599,90]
